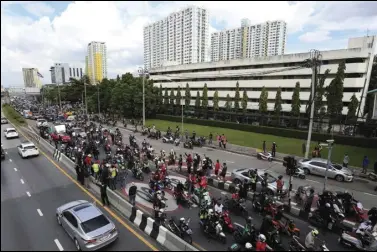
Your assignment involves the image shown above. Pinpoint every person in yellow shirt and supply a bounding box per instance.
[92,161,100,181]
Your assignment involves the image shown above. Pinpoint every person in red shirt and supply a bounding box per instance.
[214,159,221,177]
[276,175,284,195]
[256,234,269,251]
[186,154,193,174]
[199,175,207,190]
[188,172,196,194]
[85,154,92,167]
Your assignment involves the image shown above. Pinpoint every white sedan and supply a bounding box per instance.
[4,128,19,139]
[18,142,39,158]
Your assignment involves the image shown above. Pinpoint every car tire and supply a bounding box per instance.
[303,168,310,175]
[74,238,81,251]
[335,175,344,182]
[56,214,62,226]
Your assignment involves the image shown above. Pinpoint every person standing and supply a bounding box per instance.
[100,182,110,207]
[208,132,213,145]
[220,162,228,181]
[222,134,227,149]
[217,134,222,148]
[304,188,315,213]
[214,160,221,178]
[249,169,257,192]
[128,182,137,206]
[262,141,266,153]
[362,156,369,174]
[271,142,277,157]
[343,154,350,168]
[276,175,284,195]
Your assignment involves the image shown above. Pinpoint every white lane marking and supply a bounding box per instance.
[14,168,18,171]
[9,159,12,162]
[306,179,320,184]
[54,239,64,251]
[26,191,31,197]
[37,209,43,216]
[226,160,235,164]
[20,179,24,184]
[364,193,377,197]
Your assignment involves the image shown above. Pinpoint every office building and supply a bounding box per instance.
[22,68,42,88]
[150,36,376,117]
[86,41,107,84]
[143,6,210,70]
[49,63,83,84]
[211,19,287,62]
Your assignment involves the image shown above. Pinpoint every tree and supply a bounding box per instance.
[234,81,240,111]
[195,91,201,117]
[241,89,248,116]
[315,69,330,132]
[184,83,191,113]
[224,94,232,120]
[291,82,301,116]
[163,88,169,113]
[259,86,268,114]
[347,94,359,122]
[158,85,164,113]
[202,83,209,118]
[274,87,282,122]
[364,55,377,119]
[326,61,346,132]
[169,89,175,114]
[213,90,220,119]
[176,86,182,115]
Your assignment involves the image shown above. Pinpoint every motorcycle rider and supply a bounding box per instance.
[214,201,224,215]
[248,169,257,192]
[368,207,377,226]
[260,215,274,236]
[319,203,332,227]
[304,188,315,213]
[142,139,147,147]
[305,229,319,251]
[341,190,353,215]
[186,153,193,174]
[256,234,271,251]
[175,181,185,203]
[169,149,176,165]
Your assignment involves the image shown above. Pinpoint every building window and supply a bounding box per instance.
[77,68,79,77]
[69,68,72,77]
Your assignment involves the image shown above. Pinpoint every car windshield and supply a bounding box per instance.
[261,171,279,183]
[80,215,110,233]
[24,145,36,150]
[7,130,17,133]
[332,164,343,170]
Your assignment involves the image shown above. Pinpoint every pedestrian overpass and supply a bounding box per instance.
[6,87,41,96]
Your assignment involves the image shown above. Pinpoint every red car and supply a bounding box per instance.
[51,131,71,143]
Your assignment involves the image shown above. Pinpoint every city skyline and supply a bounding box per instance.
[1,1,377,87]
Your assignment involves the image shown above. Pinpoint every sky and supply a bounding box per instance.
[1,1,377,87]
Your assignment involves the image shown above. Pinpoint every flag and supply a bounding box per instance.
[37,72,44,78]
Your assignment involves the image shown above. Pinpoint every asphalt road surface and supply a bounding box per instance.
[1,122,161,251]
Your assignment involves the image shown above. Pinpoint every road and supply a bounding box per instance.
[1,122,162,251]
[111,125,376,210]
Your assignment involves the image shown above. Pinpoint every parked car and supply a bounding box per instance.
[56,200,118,251]
[4,127,19,139]
[1,117,8,124]
[18,142,39,158]
[231,168,289,196]
[298,158,354,182]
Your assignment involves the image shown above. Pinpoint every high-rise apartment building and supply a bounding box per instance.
[49,63,83,84]
[22,68,42,88]
[143,6,210,70]
[86,41,107,84]
[211,19,287,62]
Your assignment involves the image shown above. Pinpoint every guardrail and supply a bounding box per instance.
[19,125,198,251]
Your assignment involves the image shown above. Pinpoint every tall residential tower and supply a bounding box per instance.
[86,41,107,84]
[211,19,287,61]
[143,6,210,70]
[22,68,42,88]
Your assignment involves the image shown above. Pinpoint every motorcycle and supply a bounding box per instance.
[199,220,227,244]
[174,138,180,146]
[223,196,248,218]
[289,235,330,251]
[165,217,193,244]
[132,167,144,181]
[272,218,300,237]
[308,209,338,231]
[265,228,285,251]
[173,189,193,208]
[219,210,235,233]
[191,188,212,207]
[294,185,314,205]
[253,195,278,217]
[162,135,174,144]
[257,151,273,162]
[368,172,377,182]
[339,230,377,251]
[192,137,205,147]
[183,140,193,149]
[286,167,306,179]
[233,222,257,245]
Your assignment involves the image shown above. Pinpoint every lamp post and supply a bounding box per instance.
[138,67,149,126]
[97,82,100,115]
[321,139,334,191]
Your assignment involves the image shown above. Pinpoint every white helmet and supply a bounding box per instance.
[208,209,214,215]
[245,243,252,249]
[180,217,185,222]
[162,150,165,153]
[156,190,162,195]
[325,203,331,208]
[159,208,164,213]
[258,234,266,242]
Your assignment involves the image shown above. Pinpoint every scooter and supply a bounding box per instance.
[183,140,193,149]
[174,138,180,146]
[368,172,377,182]
[199,220,227,244]
[162,135,174,144]
[257,151,273,162]
[338,230,377,251]
[132,167,144,181]
[290,235,330,251]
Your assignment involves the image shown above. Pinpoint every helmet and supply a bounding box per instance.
[180,217,185,223]
[258,234,266,242]
[245,243,252,249]
[208,209,214,215]
[157,190,162,195]
[248,216,253,223]
[278,175,283,179]
[162,150,165,153]
[325,203,331,208]
[159,208,164,213]
[312,229,319,237]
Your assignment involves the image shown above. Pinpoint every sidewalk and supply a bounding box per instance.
[103,121,371,182]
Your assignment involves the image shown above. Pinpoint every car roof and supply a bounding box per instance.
[6,128,16,131]
[21,142,35,147]
[71,203,102,223]
[308,158,328,163]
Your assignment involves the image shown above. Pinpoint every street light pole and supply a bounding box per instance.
[323,139,334,191]
[97,82,100,116]
[138,67,148,126]
[305,49,321,158]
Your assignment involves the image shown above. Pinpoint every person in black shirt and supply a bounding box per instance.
[128,182,137,206]
[100,182,110,207]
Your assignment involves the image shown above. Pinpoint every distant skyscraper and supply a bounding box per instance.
[86,41,107,84]
[49,63,83,84]
[143,6,210,70]
[22,68,42,88]
[211,19,287,61]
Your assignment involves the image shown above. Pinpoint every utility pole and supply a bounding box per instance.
[84,82,88,115]
[138,67,148,126]
[57,82,62,111]
[97,82,100,115]
[323,140,334,191]
[305,49,321,158]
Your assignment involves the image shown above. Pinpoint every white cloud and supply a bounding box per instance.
[299,30,331,43]
[1,1,377,87]
[22,2,55,17]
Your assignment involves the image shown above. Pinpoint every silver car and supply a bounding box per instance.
[230,168,289,196]
[1,117,8,124]
[298,158,354,182]
[56,200,118,251]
